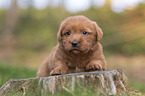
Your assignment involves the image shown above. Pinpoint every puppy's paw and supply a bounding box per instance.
[86,63,104,71]
[50,66,68,75]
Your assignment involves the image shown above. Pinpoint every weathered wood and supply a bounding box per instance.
[0,69,130,95]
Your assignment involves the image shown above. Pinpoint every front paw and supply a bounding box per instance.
[50,66,68,75]
[86,63,104,71]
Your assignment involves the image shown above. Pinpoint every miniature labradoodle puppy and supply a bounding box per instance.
[37,15,106,77]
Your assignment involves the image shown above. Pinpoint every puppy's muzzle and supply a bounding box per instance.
[71,41,79,47]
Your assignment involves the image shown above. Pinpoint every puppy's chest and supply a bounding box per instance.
[67,57,89,68]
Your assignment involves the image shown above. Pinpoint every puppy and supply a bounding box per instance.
[37,15,106,77]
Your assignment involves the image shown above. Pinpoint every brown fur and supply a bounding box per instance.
[37,15,106,77]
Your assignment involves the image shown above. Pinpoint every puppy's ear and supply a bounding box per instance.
[57,23,64,42]
[57,28,62,42]
[92,22,103,41]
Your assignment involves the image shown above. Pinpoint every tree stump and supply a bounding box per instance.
[0,69,130,95]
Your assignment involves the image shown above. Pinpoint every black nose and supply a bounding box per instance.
[71,41,79,47]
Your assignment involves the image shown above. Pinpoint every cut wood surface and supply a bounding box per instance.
[0,69,130,95]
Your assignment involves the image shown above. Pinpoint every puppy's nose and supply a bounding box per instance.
[71,41,79,47]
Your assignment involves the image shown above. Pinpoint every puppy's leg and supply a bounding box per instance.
[50,61,69,75]
[37,60,50,77]
[86,59,105,71]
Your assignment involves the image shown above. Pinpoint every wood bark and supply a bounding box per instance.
[0,69,130,95]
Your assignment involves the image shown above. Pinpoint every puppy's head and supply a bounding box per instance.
[57,15,103,54]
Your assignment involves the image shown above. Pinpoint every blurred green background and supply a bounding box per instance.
[0,0,145,93]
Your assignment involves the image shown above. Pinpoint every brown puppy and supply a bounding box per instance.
[37,15,106,77]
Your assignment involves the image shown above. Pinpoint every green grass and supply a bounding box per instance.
[0,62,37,87]
[130,79,145,93]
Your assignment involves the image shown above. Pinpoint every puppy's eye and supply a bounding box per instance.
[66,32,71,35]
[82,31,87,35]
